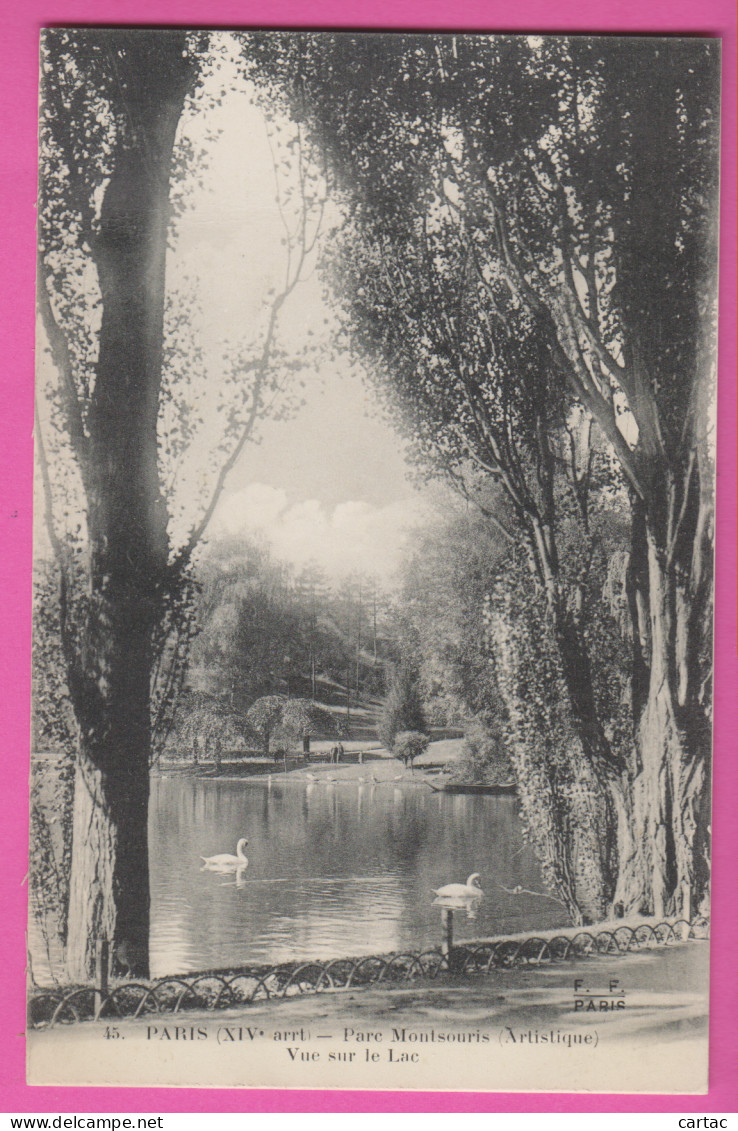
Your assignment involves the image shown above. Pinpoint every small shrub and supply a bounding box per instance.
[279,699,337,743]
[459,721,513,784]
[393,730,430,767]
[378,666,426,751]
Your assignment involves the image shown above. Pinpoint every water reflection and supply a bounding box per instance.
[149,776,568,977]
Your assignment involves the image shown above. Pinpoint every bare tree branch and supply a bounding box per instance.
[173,160,324,571]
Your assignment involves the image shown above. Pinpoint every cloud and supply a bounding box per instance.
[213,483,426,580]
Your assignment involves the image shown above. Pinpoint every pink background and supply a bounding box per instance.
[1,0,735,1113]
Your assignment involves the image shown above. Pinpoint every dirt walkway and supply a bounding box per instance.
[28,941,709,1093]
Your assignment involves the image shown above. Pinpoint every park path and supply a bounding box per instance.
[28,940,708,1093]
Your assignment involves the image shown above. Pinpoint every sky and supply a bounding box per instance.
[166,38,428,581]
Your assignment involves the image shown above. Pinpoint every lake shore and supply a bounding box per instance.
[155,735,490,789]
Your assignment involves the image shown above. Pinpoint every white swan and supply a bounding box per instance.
[201,838,249,870]
[434,873,484,898]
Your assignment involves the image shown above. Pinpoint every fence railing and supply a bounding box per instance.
[28,915,709,1030]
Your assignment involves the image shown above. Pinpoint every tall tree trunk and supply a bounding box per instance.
[64,33,192,980]
[625,483,712,918]
[66,611,154,980]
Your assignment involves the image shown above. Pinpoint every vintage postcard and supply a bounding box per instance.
[27,29,720,1092]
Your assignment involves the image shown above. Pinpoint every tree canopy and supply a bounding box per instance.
[247,31,719,918]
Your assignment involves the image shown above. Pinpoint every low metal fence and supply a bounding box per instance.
[28,915,708,1029]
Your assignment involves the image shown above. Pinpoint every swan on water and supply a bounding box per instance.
[434,873,484,898]
[201,838,249,870]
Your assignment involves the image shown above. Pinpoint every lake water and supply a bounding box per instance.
[149,775,569,977]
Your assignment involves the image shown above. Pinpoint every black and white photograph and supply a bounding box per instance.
[28,29,720,1092]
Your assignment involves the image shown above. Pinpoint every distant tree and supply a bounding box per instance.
[393,730,430,768]
[173,693,246,764]
[183,538,299,708]
[398,503,506,728]
[294,562,332,699]
[279,698,337,745]
[231,588,305,706]
[248,32,718,919]
[245,695,288,756]
[378,666,426,753]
